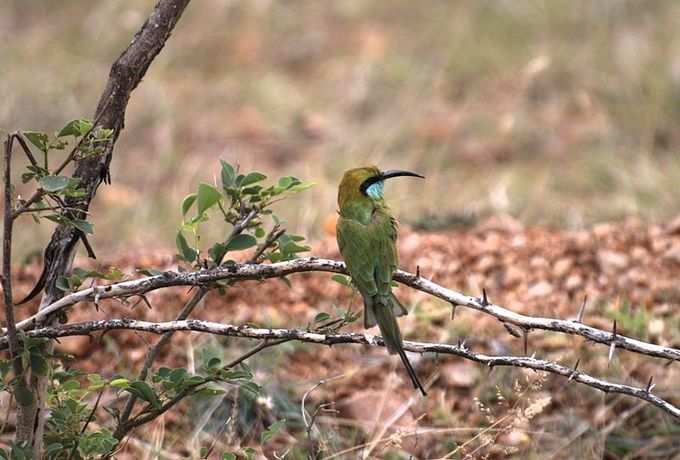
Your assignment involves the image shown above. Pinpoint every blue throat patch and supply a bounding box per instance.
[366,181,384,199]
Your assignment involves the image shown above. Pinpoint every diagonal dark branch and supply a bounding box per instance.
[17,318,680,420]
[11,0,192,451]
[23,0,192,310]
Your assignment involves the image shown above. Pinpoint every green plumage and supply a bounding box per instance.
[336,166,426,396]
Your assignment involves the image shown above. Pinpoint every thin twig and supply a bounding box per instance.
[11,257,680,364]
[117,209,258,427]
[1,136,29,439]
[67,388,104,460]
[18,318,680,420]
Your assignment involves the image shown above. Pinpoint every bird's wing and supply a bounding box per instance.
[336,216,378,297]
[373,210,399,297]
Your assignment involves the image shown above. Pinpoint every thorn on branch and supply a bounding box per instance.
[457,338,467,351]
[92,286,101,312]
[481,288,489,306]
[416,265,420,278]
[450,303,457,320]
[608,320,618,365]
[502,322,521,338]
[138,295,153,310]
[79,232,97,259]
[576,295,588,322]
[568,358,580,381]
[646,375,655,393]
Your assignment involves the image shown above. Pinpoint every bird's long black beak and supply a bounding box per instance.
[380,169,425,180]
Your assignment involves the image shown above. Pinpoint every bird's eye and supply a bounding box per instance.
[364,180,384,199]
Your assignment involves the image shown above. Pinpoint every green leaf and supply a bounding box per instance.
[23,131,49,153]
[176,231,197,262]
[61,379,81,391]
[128,381,161,409]
[239,381,260,397]
[29,352,48,377]
[289,181,315,192]
[87,374,106,391]
[331,274,352,287]
[110,378,129,389]
[194,387,225,397]
[13,382,34,407]
[255,227,265,238]
[225,234,257,252]
[261,419,285,444]
[45,443,64,457]
[181,193,197,216]
[222,454,236,460]
[169,368,188,385]
[137,268,163,276]
[56,276,70,292]
[220,160,236,188]
[70,218,94,234]
[222,370,253,381]
[242,185,262,195]
[281,240,310,254]
[314,312,331,323]
[39,175,69,192]
[57,119,93,137]
[242,447,256,460]
[208,242,227,263]
[197,183,222,215]
[277,176,294,189]
[240,172,267,187]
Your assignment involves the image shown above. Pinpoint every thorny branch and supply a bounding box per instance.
[4,257,680,424]
[10,257,680,363]
[14,318,680,420]
[116,209,266,433]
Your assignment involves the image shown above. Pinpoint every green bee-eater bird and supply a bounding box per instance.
[336,166,426,396]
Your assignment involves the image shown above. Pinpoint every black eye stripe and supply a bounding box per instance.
[360,175,382,194]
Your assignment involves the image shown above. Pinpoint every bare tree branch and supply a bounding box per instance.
[2,135,32,443]
[10,0,192,450]
[16,318,680,420]
[11,257,680,364]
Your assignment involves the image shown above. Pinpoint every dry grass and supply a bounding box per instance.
[4,0,680,260]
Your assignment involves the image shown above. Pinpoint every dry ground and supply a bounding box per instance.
[10,215,680,459]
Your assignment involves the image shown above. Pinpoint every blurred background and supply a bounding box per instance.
[3,1,680,458]
[3,0,680,257]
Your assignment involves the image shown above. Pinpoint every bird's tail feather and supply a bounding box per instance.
[373,296,427,396]
[364,292,407,328]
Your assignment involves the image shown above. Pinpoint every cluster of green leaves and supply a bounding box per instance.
[0,337,53,409]
[176,160,313,267]
[41,370,117,459]
[0,159,317,458]
[17,119,112,233]
[218,419,286,459]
